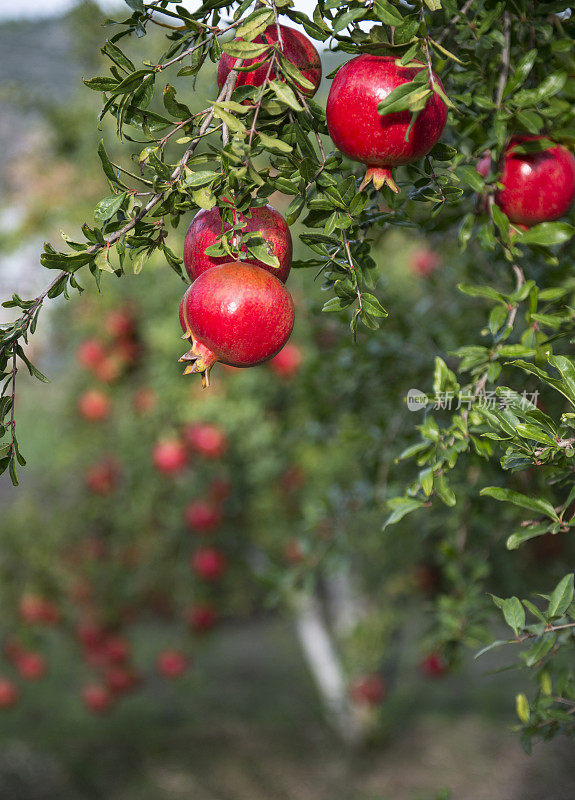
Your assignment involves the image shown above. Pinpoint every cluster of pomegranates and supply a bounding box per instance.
[179,201,296,387]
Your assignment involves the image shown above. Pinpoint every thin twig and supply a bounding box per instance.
[496,12,511,108]
[436,0,475,44]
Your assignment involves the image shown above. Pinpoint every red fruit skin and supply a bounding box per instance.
[106,309,136,340]
[191,548,226,582]
[410,247,441,277]
[185,500,223,534]
[16,652,47,681]
[157,650,188,679]
[85,458,121,495]
[349,674,387,707]
[83,683,113,714]
[78,389,111,422]
[103,636,130,664]
[495,136,575,226]
[217,24,321,97]
[94,356,123,384]
[419,652,448,679]
[20,595,60,626]
[185,423,228,459]
[0,679,19,709]
[180,263,294,381]
[152,439,187,475]
[326,56,447,187]
[184,205,292,284]
[106,666,141,696]
[269,343,303,379]
[185,604,217,632]
[77,339,106,370]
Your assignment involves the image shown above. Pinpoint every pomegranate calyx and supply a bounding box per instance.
[360,166,399,194]
[179,335,217,388]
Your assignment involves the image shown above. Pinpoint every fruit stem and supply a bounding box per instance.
[359,166,399,194]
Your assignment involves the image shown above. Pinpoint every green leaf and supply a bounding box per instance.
[377,79,430,116]
[222,40,271,59]
[163,84,192,121]
[192,185,217,210]
[268,80,303,111]
[360,293,388,318]
[548,573,574,618]
[235,8,274,41]
[480,487,560,521]
[247,243,280,268]
[516,694,530,724]
[212,104,247,133]
[83,76,120,91]
[524,634,556,667]
[457,165,484,193]
[257,131,293,153]
[333,8,365,32]
[322,296,354,313]
[503,49,537,97]
[501,597,525,636]
[124,0,144,10]
[182,168,220,188]
[519,222,574,246]
[94,193,126,224]
[382,498,425,529]
[374,0,404,25]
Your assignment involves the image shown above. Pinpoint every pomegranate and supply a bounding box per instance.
[484,136,575,226]
[106,309,136,339]
[77,339,106,370]
[106,666,141,696]
[185,604,217,632]
[419,652,448,679]
[152,438,187,475]
[179,262,294,387]
[16,651,47,681]
[78,389,111,422]
[269,343,303,379]
[94,355,123,383]
[326,55,448,192]
[82,683,114,713]
[185,500,223,534]
[85,458,121,495]
[184,204,292,284]
[157,650,188,678]
[184,423,228,459]
[19,595,60,626]
[410,247,441,277]
[349,674,387,707]
[191,547,227,582]
[103,635,130,664]
[217,24,321,97]
[0,679,19,709]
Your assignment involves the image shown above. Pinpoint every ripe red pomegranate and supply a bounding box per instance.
[185,500,223,534]
[0,679,19,709]
[106,308,136,339]
[180,262,294,387]
[106,666,141,696]
[82,683,113,714]
[85,458,121,495]
[419,652,448,679]
[16,651,47,681]
[184,423,228,459]
[103,635,130,664]
[184,205,292,284]
[78,389,111,422]
[217,24,321,97]
[152,438,187,475]
[94,355,123,383]
[269,343,303,379]
[186,604,217,632]
[157,650,188,679]
[19,595,60,626]
[481,136,575,226]
[410,247,441,277]
[326,55,448,192]
[349,674,387,707]
[77,339,106,370]
[191,547,227,582]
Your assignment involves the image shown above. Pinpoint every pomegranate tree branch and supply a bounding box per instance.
[496,12,511,108]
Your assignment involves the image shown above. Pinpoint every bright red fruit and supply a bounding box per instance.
[185,500,223,534]
[191,547,226,582]
[78,389,111,422]
[16,651,47,681]
[179,262,294,387]
[82,683,113,713]
[157,650,188,679]
[269,343,303,379]
[488,136,575,226]
[349,674,387,707]
[186,604,217,632]
[326,55,448,192]
[419,652,448,679]
[152,438,187,475]
[184,205,292,284]
[77,339,106,370]
[185,423,228,459]
[217,24,321,97]
[0,679,19,709]
[410,247,441,277]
